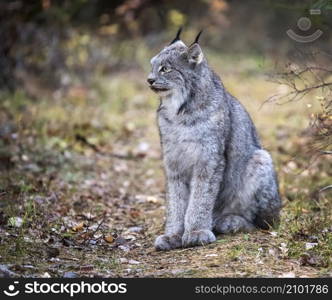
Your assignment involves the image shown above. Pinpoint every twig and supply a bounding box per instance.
[319,185,332,193]
[75,133,139,160]
[321,151,332,155]
[83,213,106,245]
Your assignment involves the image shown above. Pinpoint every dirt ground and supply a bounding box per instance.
[0,55,331,278]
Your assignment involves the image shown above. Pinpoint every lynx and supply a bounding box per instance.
[147,29,281,251]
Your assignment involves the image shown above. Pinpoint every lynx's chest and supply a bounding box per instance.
[157,97,203,172]
[160,125,201,173]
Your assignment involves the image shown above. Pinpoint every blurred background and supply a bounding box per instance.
[0,0,331,277]
[1,0,332,94]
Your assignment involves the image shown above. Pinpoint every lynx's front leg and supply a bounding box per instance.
[182,161,224,247]
[155,173,189,251]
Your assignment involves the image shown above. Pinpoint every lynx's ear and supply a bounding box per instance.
[188,30,204,65]
[188,43,203,65]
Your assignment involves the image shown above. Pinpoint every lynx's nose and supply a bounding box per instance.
[147,78,155,85]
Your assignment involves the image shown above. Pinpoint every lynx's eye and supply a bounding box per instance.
[159,65,171,73]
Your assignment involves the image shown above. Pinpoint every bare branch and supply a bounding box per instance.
[319,185,332,193]
[321,151,332,155]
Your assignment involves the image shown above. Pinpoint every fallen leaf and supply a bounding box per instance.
[79,232,93,240]
[128,259,140,265]
[118,245,130,252]
[123,234,136,241]
[299,254,325,267]
[279,272,295,278]
[104,235,114,243]
[115,236,127,246]
[127,226,143,233]
[41,272,51,278]
[123,122,136,135]
[205,254,218,257]
[279,242,288,254]
[63,271,79,278]
[0,265,18,277]
[305,242,318,250]
[129,209,140,218]
[268,248,277,256]
[146,196,158,203]
[119,258,128,264]
[72,222,84,232]
[80,265,94,272]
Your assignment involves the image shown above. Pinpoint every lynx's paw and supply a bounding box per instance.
[214,215,255,234]
[182,229,216,248]
[154,234,182,251]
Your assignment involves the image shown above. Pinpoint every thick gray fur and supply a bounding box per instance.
[147,37,281,251]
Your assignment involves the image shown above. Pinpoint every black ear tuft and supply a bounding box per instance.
[190,30,203,46]
[169,27,183,45]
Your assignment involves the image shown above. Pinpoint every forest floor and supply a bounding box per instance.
[0,54,331,278]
